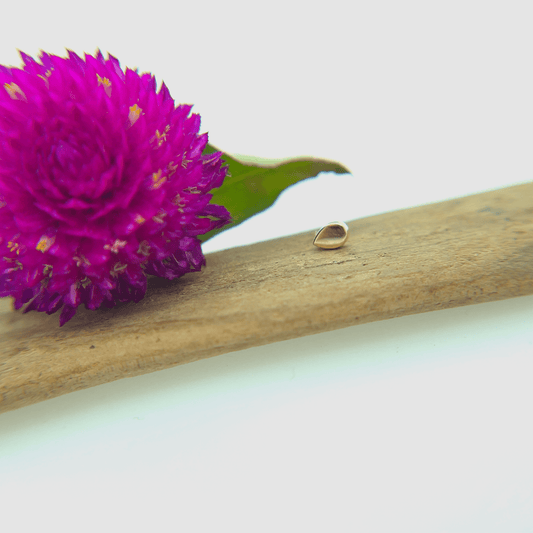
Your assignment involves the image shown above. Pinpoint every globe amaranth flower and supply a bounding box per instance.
[0,50,231,326]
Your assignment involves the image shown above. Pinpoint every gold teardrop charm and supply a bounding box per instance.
[313,221,349,249]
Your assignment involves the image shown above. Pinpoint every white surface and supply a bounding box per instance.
[1,1,533,531]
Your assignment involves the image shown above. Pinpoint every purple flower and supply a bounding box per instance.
[0,50,231,325]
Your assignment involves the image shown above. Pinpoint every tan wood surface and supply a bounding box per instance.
[1,182,533,414]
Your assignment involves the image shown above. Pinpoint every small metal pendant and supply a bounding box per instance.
[313,221,349,249]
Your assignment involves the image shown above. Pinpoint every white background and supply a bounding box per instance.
[1,1,533,531]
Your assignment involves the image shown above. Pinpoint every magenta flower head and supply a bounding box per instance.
[0,50,231,325]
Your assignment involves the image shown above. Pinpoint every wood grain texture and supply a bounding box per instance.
[1,182,533,414]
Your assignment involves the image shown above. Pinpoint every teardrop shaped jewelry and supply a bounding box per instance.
[313,221,349,249]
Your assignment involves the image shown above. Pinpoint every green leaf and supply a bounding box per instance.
[200,144,351,242]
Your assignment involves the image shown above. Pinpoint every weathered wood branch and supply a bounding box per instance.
[1,182,532,414]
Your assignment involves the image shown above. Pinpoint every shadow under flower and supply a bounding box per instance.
[2,272,201,342]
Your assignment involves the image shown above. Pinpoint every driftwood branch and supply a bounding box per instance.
[1,182,532,414]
